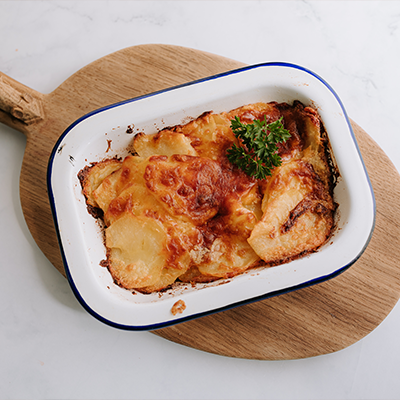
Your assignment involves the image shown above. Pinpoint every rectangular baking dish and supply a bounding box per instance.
[47,62,375,330]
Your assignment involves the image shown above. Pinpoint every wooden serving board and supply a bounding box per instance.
[1,44,400,360]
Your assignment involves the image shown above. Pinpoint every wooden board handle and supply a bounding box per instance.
[0,71,44,134]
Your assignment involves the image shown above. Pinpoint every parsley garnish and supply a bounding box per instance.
[227,116,291,180]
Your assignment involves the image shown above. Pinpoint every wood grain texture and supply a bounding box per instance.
[1,44,399,360]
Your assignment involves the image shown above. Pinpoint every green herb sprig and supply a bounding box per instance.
[227,116,291,180]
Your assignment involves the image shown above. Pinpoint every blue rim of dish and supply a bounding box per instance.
[47,61,376,331]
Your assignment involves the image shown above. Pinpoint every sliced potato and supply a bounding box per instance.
[104,183,164,226]
[249,205,333,264]
[197,236,260,278]
[248,160,335,263]
[178,113,236,160]
[134,130,197,158]
[93,156,147,214]
[105,213,167,289]
[144,154,223,225]
[139,267,186,294]
[79,159,122,207]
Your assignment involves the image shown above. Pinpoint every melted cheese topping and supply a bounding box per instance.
[79,101,337,293]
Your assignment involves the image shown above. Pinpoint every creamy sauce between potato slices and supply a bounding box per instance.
[78,101,338,293]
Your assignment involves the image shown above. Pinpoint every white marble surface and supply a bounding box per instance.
[1,1,400,399]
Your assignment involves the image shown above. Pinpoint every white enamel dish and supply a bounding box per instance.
[47,62,375,330]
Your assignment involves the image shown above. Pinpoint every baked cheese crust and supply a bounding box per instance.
[78,101,338,293]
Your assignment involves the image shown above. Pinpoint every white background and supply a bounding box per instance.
[1,1,400,399]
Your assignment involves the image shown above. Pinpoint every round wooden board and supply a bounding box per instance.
[1,44,399,360]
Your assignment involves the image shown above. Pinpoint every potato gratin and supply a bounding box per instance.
[78,101,338,293]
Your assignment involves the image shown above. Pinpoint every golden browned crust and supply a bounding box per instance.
[78,101,338,293]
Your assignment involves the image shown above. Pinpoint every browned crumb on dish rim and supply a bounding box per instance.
[171,299,186,315]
